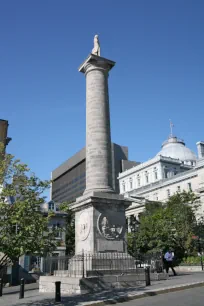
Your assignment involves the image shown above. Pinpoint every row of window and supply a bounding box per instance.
[145,182,192,201]
[52,173,86,195]
[122,168,158,192]
[55,184,85,200]
[166,182,192,198]
[53,179,85,197]
[53,191,82,203]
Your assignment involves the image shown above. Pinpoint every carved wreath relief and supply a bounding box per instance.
[97,213,124,240]
[78,211,90,241]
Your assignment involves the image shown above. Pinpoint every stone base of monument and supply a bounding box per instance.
[39,252,168,294]
[72,192,131,255]
[39,192,168,294]
[54,252,137,278]
[39,272,168,294]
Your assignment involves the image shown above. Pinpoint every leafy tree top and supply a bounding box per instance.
[0,143,59,262]
[128,191,202,262]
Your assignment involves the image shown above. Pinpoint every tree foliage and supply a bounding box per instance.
[0,143,59,266]
[129,191,202,262]
[59,202,75,256]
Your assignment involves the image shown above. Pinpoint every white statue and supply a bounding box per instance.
[92,35,101,56]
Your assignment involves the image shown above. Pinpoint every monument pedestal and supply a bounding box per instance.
[73,192,130,254]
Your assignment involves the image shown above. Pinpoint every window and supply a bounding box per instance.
[167,189,170,198]
[154,193,159,201]
[36,256,41,269]
[154,167,158,180]
[122,182,125,192]
[129,178,133,189]
[48,201,55,211]
[177,186,181,193]
[137,175,140,187]
[12,224,20,234]
[164,167,168,179]
[145,171,149,184]
[53,223,62,238]
[188,182,192,192]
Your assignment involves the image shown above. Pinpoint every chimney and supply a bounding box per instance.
[196,141,204,159]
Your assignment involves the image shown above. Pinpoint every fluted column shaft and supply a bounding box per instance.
[82,58,114,193]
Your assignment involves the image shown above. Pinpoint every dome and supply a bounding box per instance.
[156,136,197,163]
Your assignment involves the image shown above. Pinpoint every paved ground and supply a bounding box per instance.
[117,286,204,306]
[0,272,203,306]
[2,283,39,295]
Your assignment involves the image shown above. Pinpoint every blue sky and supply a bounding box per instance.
[0,0,203,199]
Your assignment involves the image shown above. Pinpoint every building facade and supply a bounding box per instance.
[51,143,138,203]
[119,135,204,222]
[19,200,67,274]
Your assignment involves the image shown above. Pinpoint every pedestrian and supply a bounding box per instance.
[164,249,177,276]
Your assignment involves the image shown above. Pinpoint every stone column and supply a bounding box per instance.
[79,55,115,194]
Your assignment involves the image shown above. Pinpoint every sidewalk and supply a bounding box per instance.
[2,282,39,295]
[0,272,204,306]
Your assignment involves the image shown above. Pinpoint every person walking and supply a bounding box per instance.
[164,249,177,276]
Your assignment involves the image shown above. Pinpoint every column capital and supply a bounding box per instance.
[78,54,115,74]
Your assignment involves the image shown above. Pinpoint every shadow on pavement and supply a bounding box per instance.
[9,286,153,306]
[3,287,39,296]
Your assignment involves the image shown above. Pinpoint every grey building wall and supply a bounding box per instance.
[51,143,136,203]
[121,160,140,172]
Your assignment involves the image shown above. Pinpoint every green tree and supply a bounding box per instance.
[133,191,200,263]
[59,202,75,256]
[0,143,59,269]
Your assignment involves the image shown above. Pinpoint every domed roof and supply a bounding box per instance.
[156,136,197,162]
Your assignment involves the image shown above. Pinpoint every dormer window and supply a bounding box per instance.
[48,201,55,211]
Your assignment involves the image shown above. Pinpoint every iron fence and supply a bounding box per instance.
[42,252,163,277]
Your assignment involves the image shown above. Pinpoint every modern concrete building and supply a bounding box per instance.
[119,134,204,223]
[51,143,138,203]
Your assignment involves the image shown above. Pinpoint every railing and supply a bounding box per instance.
[42,252,163,277]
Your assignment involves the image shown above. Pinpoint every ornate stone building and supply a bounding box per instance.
[119,134,204,225]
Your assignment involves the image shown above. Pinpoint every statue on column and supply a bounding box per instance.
[92,35,101,56]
